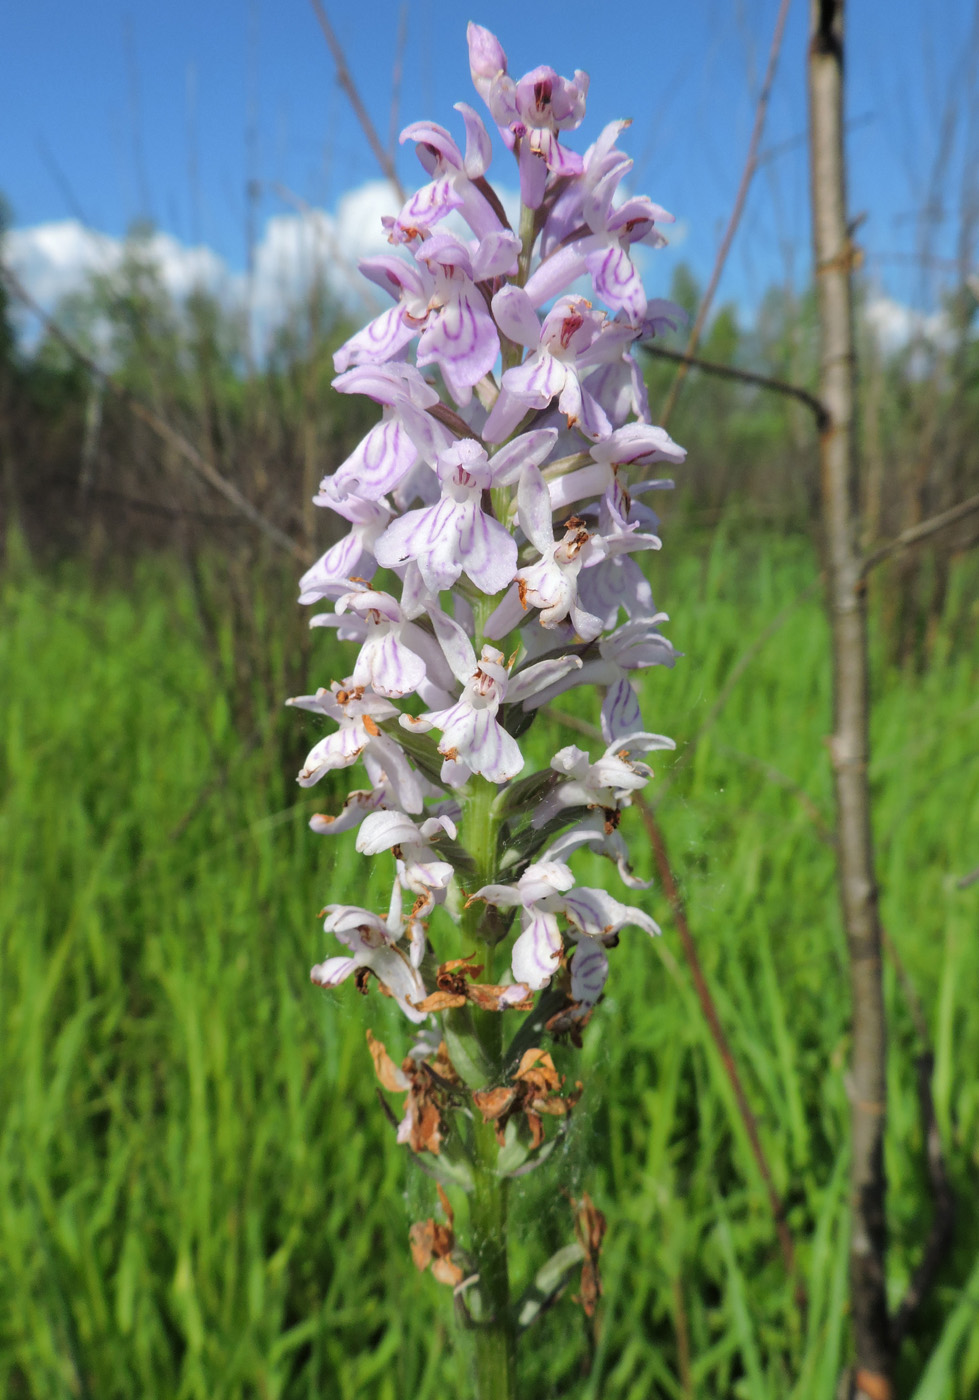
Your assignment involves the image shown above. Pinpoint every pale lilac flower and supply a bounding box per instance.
[484,292,635,442]
[403,609,583,784]
[312,885,428,1023]
[333,254,434,372]
[374,439,517,595]
[525,128,673,322]
[408,642,523,785]
[487,474,671,646]
[308,785,390,837]
[478,454,601,640]
[475,861,575,990]
[574,480,669,627]
[413,233,504,403]
[525,611,678,712]
[535,731,674,888]
[558,884,660,941]
[313,584,453,701]
[357,810,457,916]
[547,422,686,514]
[538,119,630,253]
[478,863,659,996]
[568,940,610,1004]
[556,884,662,1003]
[289,683,425,812]
[328,364,442,502]
[515,518,604,640]
[291,22,688,1075]
[298,487,391,602]
[392,106,503,243]
[467,23,588,207]
[536,732,674,825]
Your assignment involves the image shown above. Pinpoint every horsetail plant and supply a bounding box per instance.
[290,23,686,1396]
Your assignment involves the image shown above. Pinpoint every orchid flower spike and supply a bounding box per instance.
[291,26,686,1253]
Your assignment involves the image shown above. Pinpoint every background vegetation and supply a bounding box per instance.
[1,218,978,1397]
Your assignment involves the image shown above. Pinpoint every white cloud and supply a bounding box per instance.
[5,180,693,359]
[6,219,228,313]
[7,221,117,311]
[4,179,406,354]
[246,180,403,346]
[864,293,952,354]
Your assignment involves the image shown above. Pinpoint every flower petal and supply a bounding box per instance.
[311,956,358,986]
[511,912,562,989]
[491,284,542,349]
[570,941,609,1004]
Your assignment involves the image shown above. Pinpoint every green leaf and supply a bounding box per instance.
[517,1242,585,1328]
[377,717,446,785]
[493,767,561,819]
[494,806,592,880]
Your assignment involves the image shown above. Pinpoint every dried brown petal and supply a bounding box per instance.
[473,1086,517,1121]
[431,1042,461,1084]
[409,1220,435,1271]
[409,1188,462,1285]
[525,1111,545,1150]
[431,1256,464,1286]
[410,989,468,1013]
[514,1048,561,1094]
[578,1259,600,1316]
[467,982,534,1012]
[409,1099,444,1155]
[366,1030,410,1093]
[436,1182,454,1224]
[438,956,484,979]
[570,1191,607,1317]
[536,1096,573,1117]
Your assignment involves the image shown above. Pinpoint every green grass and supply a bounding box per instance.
[1,529,977,1399]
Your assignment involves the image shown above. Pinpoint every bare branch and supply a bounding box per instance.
[659,0,792,426]
[0,261,308,563]
[862,490,979,574]
[809,2,892,1390]
[308,0,407,203]
[642,341,830,430]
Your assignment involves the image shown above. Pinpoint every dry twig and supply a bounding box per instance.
[642,342,829,430]
[307,0,407,203]
[862,490,979,575]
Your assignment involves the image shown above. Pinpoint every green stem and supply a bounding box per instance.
[471,1115,517,1400]
[516,200,536,288]
[455,766,518,1398]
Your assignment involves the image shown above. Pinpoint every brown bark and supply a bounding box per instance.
[807,4,891,1393]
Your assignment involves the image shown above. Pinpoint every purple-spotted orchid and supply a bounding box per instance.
[292,30,688,1320]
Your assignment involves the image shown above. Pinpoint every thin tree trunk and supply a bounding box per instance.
[807,4,892,1394]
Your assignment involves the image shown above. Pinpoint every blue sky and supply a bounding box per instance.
[3,0,977,337]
